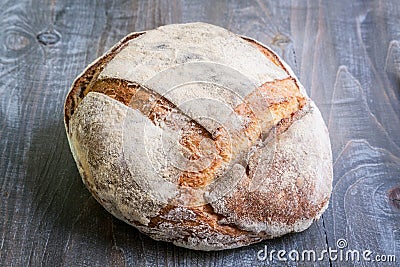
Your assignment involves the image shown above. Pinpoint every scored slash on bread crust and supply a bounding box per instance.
[64,32,145,130]
[64,22,332,250]
[65,37,309,190]
[84,76,309,189]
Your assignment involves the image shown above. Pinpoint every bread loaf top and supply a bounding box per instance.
[64,22,332,250]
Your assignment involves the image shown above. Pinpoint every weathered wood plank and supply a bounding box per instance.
[0,0,399,266]
[306,2,400,267]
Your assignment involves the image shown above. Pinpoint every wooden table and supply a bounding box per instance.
[1,0,399,266]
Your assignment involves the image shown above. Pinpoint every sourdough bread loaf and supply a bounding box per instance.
[64,22,333,250]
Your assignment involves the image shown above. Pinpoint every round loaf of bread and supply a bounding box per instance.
[64,22,332,250]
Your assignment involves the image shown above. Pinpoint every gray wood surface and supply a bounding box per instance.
[0,0,399,266]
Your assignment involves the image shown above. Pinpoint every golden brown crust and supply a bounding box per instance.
[214,167,329,225]
[67,30,311,223]
[66,29,309,191]
[64,32,144,131]
[148,204,249,237]
[71,76,308,188]
[86,78,231,188]
[64,23,332,250]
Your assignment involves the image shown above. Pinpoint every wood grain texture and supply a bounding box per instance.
[0,0,398,266]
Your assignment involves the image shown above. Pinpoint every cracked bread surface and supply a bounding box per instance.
[64,22,332,250]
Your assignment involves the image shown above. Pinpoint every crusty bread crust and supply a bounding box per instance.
[64,22,332,250]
